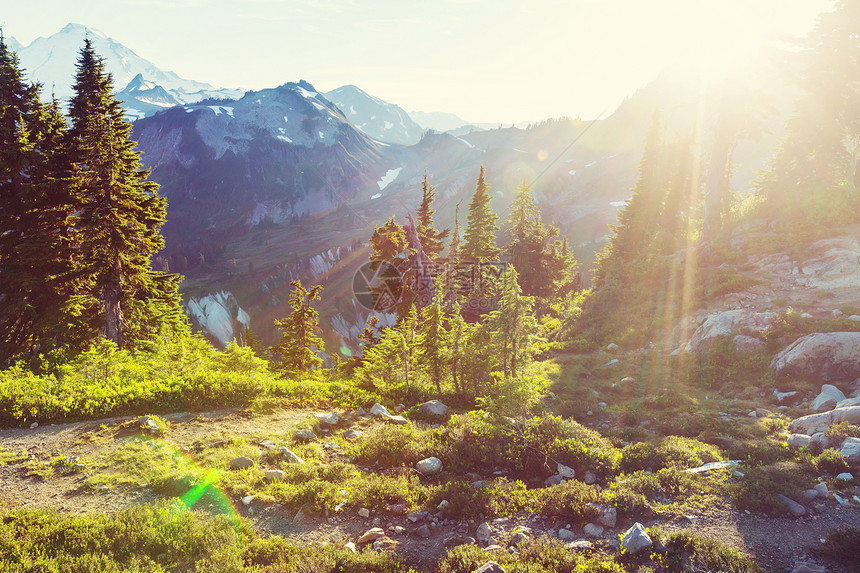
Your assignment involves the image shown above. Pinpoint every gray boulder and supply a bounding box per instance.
[771,332,860,382]
[810,384,847,412]
[583,523,603,537]
[584,471,597,484]
[787,434,812,449]
[836,396,860,409]
[557,463,575,479]
[419,400,449,416]
[839,437,860,464]
[776,494,806,517]
[415,457,443,474]
[357,527,385,544]
[792,563,826,573]
[544,474,564,487]
[789,405,860,434]
[265,469,284,482]
[558,528,576,542]
[295,429,316,441]
[476,522,494,545]
[565,540,593,550]
[343,429,364,440]
[813,482,829,498]
[621,522,652,554]
[229,456,254,470]
[590,503,617,528]
[315,412,339,425]
[835,472,854,481]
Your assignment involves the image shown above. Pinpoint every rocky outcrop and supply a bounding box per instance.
[684,310,775,353]
[788,406,860,434]
[771,332,860,382]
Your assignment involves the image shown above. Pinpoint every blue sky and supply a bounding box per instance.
[1,0,833,123]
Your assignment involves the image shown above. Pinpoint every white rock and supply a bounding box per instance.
[241,495,255,505]
[29,422,38,429]
[606,343,619,352]
[776,494,806,517]
[584,471,597,484]
[813,482,828,497]
[811,384,847,412]
[277,447,304,464]
[789,406,860,434]
[473,562,505,573]
[415,457,443,474]
[685,310,775,353]
[620,377,635,384]
[295,429,316,441]
[734,334,765,354]
[835,472,854,481]
[558,528,576,542]
[774,390,798,402]
[476,522,494,544]
[344,542,356,553]
[583,523,603,537]
[358,508,370,518]
[792,562,826,573]
[370,403,391,417]
[621,522,652,554]
[229,456,254,470]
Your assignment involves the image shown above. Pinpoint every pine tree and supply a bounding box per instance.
[484,266,538,378]
[66,39,182,350]
[0,36,76,366]
[503,183,578,299]
[272,280,324,373]
[462,166,500,264]
[415,172,449,260]
[417,283,449,394]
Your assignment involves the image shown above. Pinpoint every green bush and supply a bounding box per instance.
[535,479,599,522]
[812,526,860,565]
[813,448,850,475]
[650,529,763,572]
[619,436,721,473]
[730,462,812,514]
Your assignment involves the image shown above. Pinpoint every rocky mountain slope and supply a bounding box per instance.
[325,84,424,145]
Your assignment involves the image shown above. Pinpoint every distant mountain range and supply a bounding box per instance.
[5,36,22,52]
[324,84,424,146]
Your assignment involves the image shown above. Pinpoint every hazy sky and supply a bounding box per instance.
[1,0,833,123]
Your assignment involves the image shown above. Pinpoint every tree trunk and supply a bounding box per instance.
[702,131,732,245]
[104,284,123,350]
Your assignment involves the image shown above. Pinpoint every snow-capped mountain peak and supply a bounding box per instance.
[4,35,22,53]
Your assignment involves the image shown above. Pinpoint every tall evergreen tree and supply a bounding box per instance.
[272,280,324,373]
[66,39,181,349]
[462,166,500,264]
[415,172,449,260]
[503,183,577,299]
[0,36,76,366]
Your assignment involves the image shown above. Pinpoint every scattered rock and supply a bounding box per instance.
[294,429,316,441]
[343,429,364,440]
[772,332,860,382]
[407,511,428,522]
[258,439,277,449]
[776,494,806,517]
[810,384,847,412]
[584,471,597,484]
[344,542,356,553]
[836,396,860,409]
[509,532,528,546]
[557,463,575,479]
[415,524,432,538]
[811,432,830,450]
[544,474,564,487]
[583,523,603,537]
[787,434,812,449]
[590,504,617,528]
[836,472,854,481]
[601,359,619,368]
[472,562,505,573]
[801,489,818,501]
[357,527,385,544]
[388,415,409,425]
[373,536,399,551]
[437,499,450,511]
[476,522,494,544]
[558,528,576,542]
[419,400,449,416]
[229,456,254,470]
[565,540,593,551]
[839,437,860,464]
[315,412,339,426]
[323,441,340,450]
[264,469,284,482]
[620,376,635,384]
[621,522,652,554]
[139,416,159,433]
[358,508,370,518]
[370,403,391,417]
[814,482,829,498]
[29,422,38,429]
[416,457,443,475]
[277,447,304,464]
[606,343,620,352]
[241,495,255,506]
[774,390,799,402]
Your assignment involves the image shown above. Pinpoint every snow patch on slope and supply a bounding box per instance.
[377,168,402,190]
[186,291,250,347]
